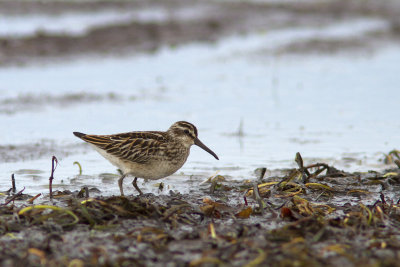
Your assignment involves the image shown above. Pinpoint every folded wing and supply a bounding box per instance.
[74,131,167,164]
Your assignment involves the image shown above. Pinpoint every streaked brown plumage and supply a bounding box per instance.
[73,121,219,195]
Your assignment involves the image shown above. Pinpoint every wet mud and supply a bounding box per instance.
[0,0,400,66]
[1,153,400,266]
[0,140,84,163]
[1,0,400,266]
[0,92,127,115]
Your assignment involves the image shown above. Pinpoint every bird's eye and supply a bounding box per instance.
[184,129,190,134]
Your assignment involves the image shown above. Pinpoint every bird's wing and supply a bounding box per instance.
[78,131,167,164]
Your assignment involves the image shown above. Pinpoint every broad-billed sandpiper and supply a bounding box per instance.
[73,121,219,195]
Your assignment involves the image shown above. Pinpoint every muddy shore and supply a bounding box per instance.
[1,0,400,266]
[1,153,400,266]
[1,0,400,66]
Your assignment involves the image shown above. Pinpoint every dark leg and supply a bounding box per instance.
[132,177,143,195]
[118,174,126,196]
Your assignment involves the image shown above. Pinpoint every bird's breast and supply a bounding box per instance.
[94,142,191,180]
[124,147,190,179]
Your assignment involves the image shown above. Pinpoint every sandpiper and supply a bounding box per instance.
[73,121,219,195]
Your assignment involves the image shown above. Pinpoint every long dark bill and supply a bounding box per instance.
[194,138,219,160]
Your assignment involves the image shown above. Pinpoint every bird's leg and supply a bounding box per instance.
[118,174,126,196]
[132,177,143,195]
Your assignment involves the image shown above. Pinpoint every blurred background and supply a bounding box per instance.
[0,0,399,195]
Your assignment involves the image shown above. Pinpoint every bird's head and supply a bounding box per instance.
[168,121,219,160]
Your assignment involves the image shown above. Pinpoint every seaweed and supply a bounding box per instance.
[1,152,400,266]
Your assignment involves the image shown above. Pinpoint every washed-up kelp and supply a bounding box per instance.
[1,152,400,266]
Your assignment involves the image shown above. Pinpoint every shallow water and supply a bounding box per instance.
[0,6,208,38]
[0,17,399,196]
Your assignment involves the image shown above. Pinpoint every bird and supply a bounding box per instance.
[73,121,219,196]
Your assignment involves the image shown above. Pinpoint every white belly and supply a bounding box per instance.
[92,145,189,179]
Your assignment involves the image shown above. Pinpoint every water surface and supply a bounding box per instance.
[0,17,399,196]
